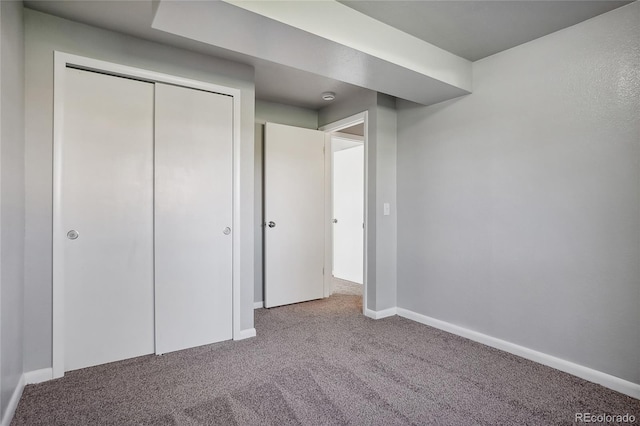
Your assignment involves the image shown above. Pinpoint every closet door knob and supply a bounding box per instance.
[268,221,276,228]
[67,230,79,240]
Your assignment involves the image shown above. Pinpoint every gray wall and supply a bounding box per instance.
[24,9,255,372]
[373,95,397,312]
[397,3,639,384]
[319,91,398,312]
[254,100,318,303]
[0,0,25,418]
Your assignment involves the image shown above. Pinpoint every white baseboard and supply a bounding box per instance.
[253,301,264,309]
[396,307,640,400]
[1,374,25,426]
[24,368,53,385]
[236,328,256,340]
[364,307,397,320]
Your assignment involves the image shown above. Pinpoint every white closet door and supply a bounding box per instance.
[264,123,325,308]
[154,84,233,354]
[62,68,154,371]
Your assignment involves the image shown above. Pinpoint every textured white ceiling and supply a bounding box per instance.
[24,0,633,109]
[339,1,632,61]
[24,0,372,110]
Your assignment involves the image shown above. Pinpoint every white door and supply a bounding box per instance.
[332,144,364,283]
[154,84,233,354]
[264,123,325,308]
[61,68,154,371]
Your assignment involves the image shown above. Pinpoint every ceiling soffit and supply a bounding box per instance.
[152,0,472,106]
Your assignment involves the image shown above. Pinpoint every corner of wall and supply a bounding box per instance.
[0,375,24,426]
[0,1,25,423]
[373,93,398,312]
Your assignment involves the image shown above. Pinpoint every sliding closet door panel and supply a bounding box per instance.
[62,68,154,371]
[154,84,233,354]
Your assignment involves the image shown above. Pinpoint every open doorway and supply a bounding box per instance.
[331,130,364,295]
[319,112,368,312]
[261,111,367,313]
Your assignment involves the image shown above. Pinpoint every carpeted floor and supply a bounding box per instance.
[13,290,638,425]
[331,278,363,296]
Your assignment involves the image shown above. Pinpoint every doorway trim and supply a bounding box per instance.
[318,112,368,316]
[52,52,242,378]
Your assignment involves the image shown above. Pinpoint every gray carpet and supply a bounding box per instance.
[331,278,363,296]
[13,293,638,425]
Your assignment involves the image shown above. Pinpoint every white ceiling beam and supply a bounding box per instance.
[152,0,472,105]
[223,0,471,92]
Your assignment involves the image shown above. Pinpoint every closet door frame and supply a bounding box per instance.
[52,51,243,379]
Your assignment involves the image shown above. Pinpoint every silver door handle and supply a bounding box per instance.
[268,221,276,228]
[333,219,338,224]
[223,227,231,235]
[67,230,79,240]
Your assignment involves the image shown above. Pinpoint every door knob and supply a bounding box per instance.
[268,221,276,228]
[223,227,231,235]
[67,230,79,240]
[333,219,338,223]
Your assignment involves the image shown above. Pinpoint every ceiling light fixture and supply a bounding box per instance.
[321,91,336,101]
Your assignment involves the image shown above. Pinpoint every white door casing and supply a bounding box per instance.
[332,144,364,284]
[264,123,325,308]
[318,112,368,312]
[154,83,233,354]
[61,68,155,372]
